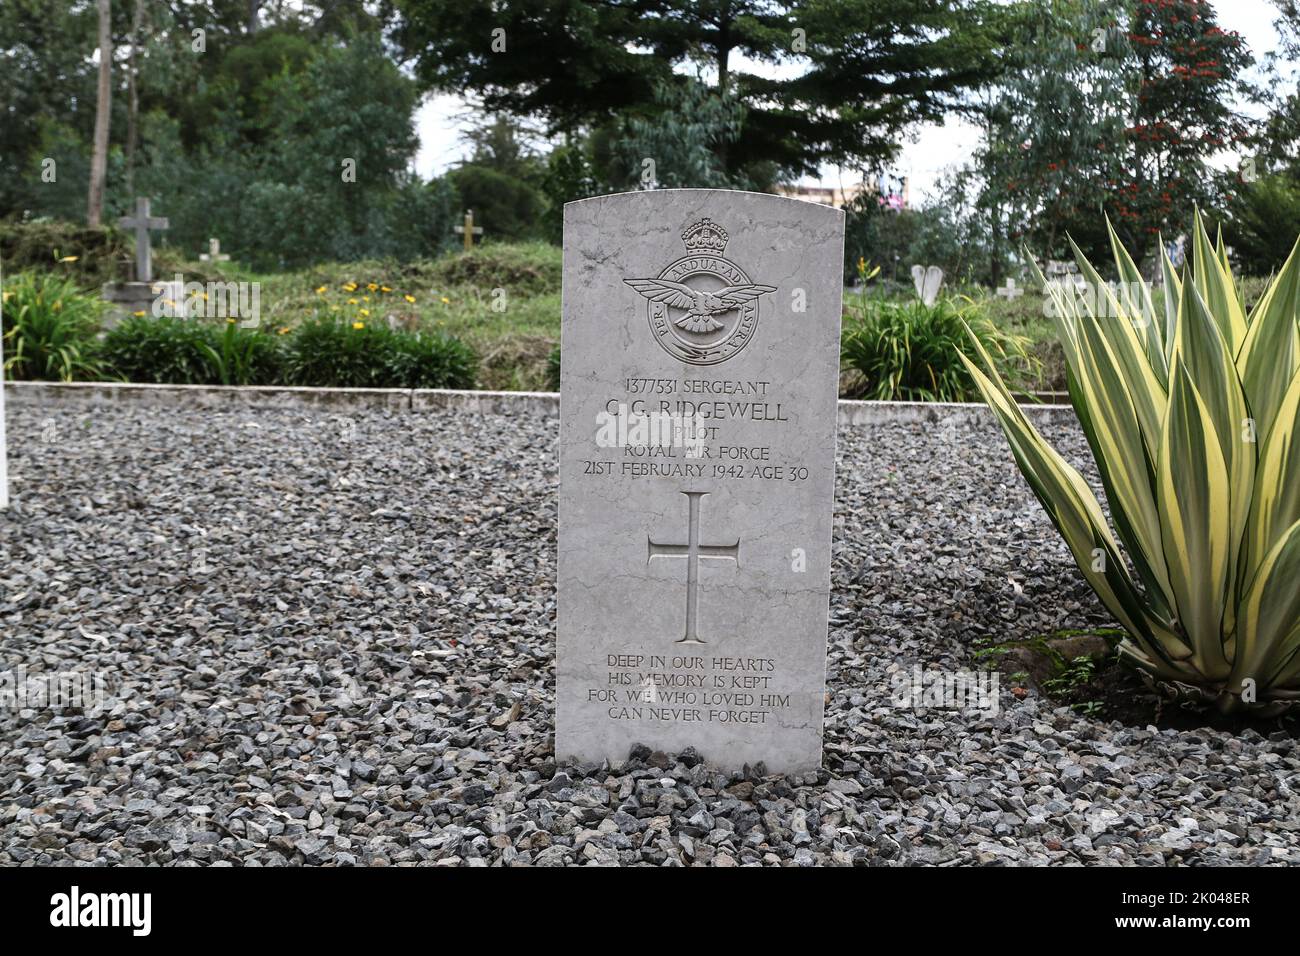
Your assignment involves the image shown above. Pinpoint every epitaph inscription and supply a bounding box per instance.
[556,190,844,772]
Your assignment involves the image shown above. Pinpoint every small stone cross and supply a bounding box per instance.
[454,209,484,252]
[647,491,740,645]
[117,197,169,284]
[996,277,1024,300]
[200,238,231,263]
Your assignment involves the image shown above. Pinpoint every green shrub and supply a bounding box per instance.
[102,316,282,386]
[102,316,219,384]
[546,344,561,391]
[964,214,1300,714]
[202,321,286,386]
[2,272,109,381]
[841,297,1036,402]
[0,219,132,287]
[420,242,561,297]
[281,316,475,389]
[1224,173,1300,274]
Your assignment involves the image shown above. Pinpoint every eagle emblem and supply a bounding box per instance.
[624,218,774,365]
[623,279,777,333]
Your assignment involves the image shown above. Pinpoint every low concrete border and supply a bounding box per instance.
[5,381,1077,426]
[412,388,560,415]
[6,381,410,410]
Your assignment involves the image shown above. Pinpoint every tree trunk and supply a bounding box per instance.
[125,0,143,196]
[87,0,113,227]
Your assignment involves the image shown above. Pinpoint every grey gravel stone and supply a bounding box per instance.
[0,403,1295,866]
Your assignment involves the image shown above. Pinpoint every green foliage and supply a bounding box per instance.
[963,0,1253,267]
[610,78,757,190]
[546,344,562,391]
[103,312,476,390]
[1,272,109,381]
[396,0,1014,183]
[101,316,249,385]
[964,215,1300,713]
[0,220,132,286]
[1224,173,1300,274]
[0,0,99,216]
[200,321,286,387]
[844,189,982,285]
[445,165,547,243]
[842,294,1036,402]
[540,142,601,242]
[970,0,1130,266]
[281,316,476,389]
[422,242,562,297]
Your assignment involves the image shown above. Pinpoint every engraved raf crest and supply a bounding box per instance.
[624,218,775,365]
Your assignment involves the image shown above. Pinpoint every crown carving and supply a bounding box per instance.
[681,218,728,254]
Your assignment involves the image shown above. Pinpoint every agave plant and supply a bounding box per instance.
[962,214,1300,714]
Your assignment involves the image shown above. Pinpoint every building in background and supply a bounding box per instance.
[776,172,907,210]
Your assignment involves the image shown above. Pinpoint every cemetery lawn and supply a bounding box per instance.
[1,400,1295,866]
[182,242,565,391]
[173,242,1089,396]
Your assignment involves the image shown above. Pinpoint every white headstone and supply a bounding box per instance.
[911,264,944,306]
[556,189,844,772]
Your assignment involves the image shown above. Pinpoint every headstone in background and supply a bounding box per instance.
[200,237,231,264]
[911,264,944,306]
[103,197,170,325]
[556,189,844,773]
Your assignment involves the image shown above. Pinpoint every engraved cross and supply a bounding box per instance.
[647,491,740,645]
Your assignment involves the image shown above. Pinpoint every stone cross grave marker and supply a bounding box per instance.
[454,209,484,252]
[200,238,231,263]
[996,277,1024,300]
[556,189,845,773]
[910,264,944,306]
[118,197,169,284]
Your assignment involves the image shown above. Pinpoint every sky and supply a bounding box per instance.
[411,0,1286,203]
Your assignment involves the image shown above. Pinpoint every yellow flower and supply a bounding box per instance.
[347,298,359,305]
[380,286,392,293]
[359,308,370,317]
[440,296,450,304]
[226,318,236,324]
[132,310,146,317]
[342,282,357,292]
[362,295,370,303]
[352,321,365,330]
[278,326,291,335]
[366,283,378,292]
[58,255,79,263]
[315,285,327,294]
[403,294,416,304]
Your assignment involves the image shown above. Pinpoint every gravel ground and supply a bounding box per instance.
[0,400,1296,867]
